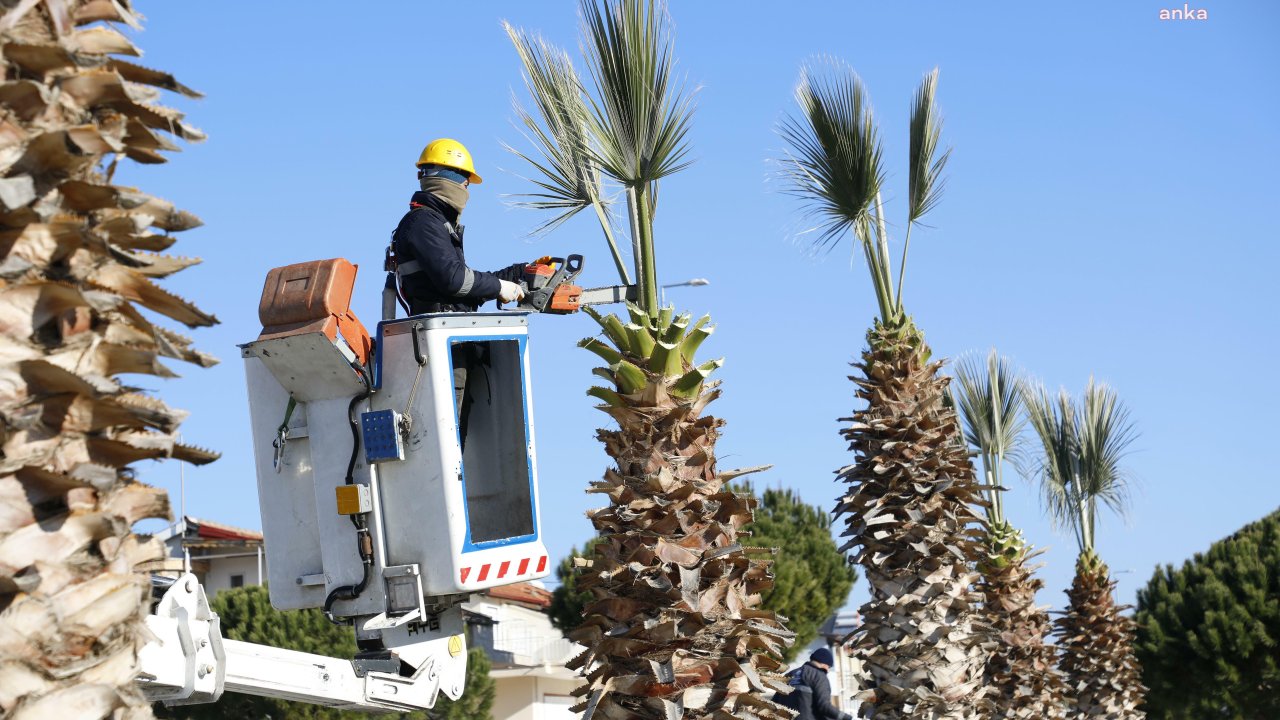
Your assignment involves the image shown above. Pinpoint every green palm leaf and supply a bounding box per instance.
[576,0,697,312]
[1023,378,1137,553]
[895,68,952,310]
[907,67,950,224]
[1078,378,1137,521]
[777,57,892,321]
[953,349,1026,525]
[1023,383,1082,547]
[579,0,696,187]
[504,22,632,284]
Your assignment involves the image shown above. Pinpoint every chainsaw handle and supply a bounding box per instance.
[564,254,583,276]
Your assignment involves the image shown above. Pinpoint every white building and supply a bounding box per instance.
[465,582,582,720]
[152,515,266,598]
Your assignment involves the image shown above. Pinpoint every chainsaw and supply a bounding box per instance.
[513,254,636,314]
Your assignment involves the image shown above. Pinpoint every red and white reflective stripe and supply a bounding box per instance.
[460,554,549,585]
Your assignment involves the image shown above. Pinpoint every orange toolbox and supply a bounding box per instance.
[258,258,372,365]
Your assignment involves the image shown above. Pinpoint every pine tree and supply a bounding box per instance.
[1135,508,1280,720]
[741,484,856,661]
[548,537,604,635]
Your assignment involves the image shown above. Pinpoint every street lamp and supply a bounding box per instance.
[660,278,709,304]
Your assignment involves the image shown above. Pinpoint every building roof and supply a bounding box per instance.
[185,516,263,542]
[485,582,552,608]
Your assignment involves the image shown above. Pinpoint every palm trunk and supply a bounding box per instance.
[0,2,217,717]
[1055,551,1147,720]
[570,306,794,720]
[836,323,992,718]
[979,521,1068,719]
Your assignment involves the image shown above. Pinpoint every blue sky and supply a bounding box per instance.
[124,1,1279,610]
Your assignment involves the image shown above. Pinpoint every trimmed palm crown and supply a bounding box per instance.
[507,1,795,717]
[1024,379,1146,719]
[952,351,1066,718]
[777,58,992,718]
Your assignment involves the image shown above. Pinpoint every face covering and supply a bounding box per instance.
[420,176,469,214]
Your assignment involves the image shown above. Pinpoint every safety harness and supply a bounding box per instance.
[384,201,470,315]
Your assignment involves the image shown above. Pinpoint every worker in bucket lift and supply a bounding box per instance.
[386,138,546,448]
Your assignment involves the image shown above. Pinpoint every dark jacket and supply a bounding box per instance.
[391,191,525,314]
[781,663,850,720]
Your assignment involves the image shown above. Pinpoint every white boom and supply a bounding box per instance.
[138,573,464,712]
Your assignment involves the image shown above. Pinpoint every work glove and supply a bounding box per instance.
[498,279,526,304]
[532,255,554,265]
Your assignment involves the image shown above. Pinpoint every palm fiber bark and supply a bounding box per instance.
[836,325,993,719]
[979,524,1067,719]
[570,308,795,720]
[1056,553,1146,720]
[0,2,216,717]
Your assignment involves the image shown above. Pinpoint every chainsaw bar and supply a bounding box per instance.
[576,284,637,307]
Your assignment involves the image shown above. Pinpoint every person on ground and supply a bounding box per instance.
[776,648,854,720]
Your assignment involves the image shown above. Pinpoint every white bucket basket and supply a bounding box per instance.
[242,312,549,617]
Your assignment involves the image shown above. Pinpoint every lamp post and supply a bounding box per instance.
[660,277,709,304]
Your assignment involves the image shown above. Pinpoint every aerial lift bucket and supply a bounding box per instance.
[238,258,550,707]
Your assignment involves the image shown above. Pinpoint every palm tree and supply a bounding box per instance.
[1023,379,1146,719]
[0,1,217,717]
[777,59,993,718]
[952,351,1066,718]
[506,2,794,718]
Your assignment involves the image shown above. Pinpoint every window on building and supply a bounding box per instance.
[230,574,244,588]
[540,695,576,720]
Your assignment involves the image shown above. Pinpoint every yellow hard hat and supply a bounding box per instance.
[416,138,482,184]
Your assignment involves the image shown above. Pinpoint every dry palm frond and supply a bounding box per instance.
[570,304,793,720]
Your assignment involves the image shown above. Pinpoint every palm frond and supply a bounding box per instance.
[893,68,951,312]
[579,0,696,187]
[776,57,892,320]
[777,57,884,252]
[954,350,1027,461]
[907,68,950,224]
[504,21,632,283]
[1023,382,1084,548]
[1023,379,1138,554]
[953,350,1027,523]
[1077,377,1138,521]
[504,22,606,227]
